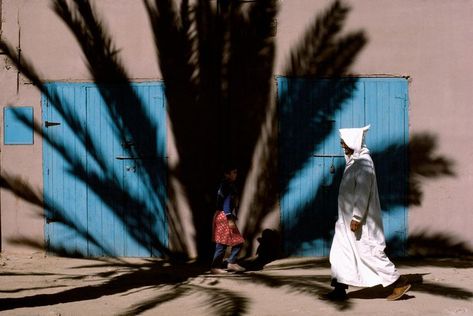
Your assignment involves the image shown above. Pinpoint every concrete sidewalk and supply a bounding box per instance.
[0,254,472,315]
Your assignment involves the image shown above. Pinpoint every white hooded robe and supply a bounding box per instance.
[329,125,400,287]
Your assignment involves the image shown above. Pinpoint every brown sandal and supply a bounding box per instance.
[386,284,411,301]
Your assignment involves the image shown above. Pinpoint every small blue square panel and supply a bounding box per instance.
[4,106,34,145]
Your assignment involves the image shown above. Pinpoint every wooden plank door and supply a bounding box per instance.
[278,77,408,257]
[43,82,167,257]
[43,84,89,255]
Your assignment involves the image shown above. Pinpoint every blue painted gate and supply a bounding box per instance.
[278,77,408,257]
[43,82,167,257]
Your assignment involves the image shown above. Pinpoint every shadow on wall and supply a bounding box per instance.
[0,0,281,259]
[280,129,458,257]
[0,0,364,260]
[144,0,279,260]
[2,0,171,258]
[0,0,469,314]
[240,0,367,256]
[407,133,456,206]
[0,0,464,263]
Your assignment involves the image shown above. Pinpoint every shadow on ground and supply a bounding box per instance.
[0,0,468,314]
[1,256,473,314]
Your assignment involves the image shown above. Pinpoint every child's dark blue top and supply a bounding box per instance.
[216,180,237,218]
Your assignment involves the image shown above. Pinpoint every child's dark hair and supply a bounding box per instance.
[223,162,238,174]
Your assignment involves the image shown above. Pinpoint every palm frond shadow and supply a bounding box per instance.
[412,282,473,300]
[0,0,368,260]
[0,0,464,314]
[349,273,473,301]
[282,132,456,256]
[145,0,280,259]
[242,0,367,253]
[118,285,192,316]
[194,285,250,316]
[408,133,456,205]
[0,259,249,315]
[0,260,206,312]
[233,272,352,311]
[262,257,331,271]
[1,0,171,258]
[52,0,169,257]
[405,232,473,259]
[119,282,250,316]
[0,285,69,294]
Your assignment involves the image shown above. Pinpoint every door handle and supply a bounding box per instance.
[115,156,148,160]
[312,154,342,174]
[115,156,165,160]
[312,154,344,158]
[116,156,140,160]
[45,121,61,128]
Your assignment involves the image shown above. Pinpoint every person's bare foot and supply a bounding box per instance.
[210,268,228,274]
[227,263,246,272]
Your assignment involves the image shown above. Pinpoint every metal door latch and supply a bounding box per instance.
[312,154,343,174]
[45,121,61,128]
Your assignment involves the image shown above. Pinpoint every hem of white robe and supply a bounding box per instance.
[334,275,400,288]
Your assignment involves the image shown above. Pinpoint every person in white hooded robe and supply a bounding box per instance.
[321,125,411,301]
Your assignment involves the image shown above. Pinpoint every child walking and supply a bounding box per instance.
[211,166,246,274]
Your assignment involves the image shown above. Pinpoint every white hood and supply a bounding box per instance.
[339,125,371,163]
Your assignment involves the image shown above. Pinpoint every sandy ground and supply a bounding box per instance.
[0,253,472,316]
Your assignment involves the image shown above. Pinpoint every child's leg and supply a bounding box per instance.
[211,243,227,268]
[228,243,243,264]
[226,243,246,272]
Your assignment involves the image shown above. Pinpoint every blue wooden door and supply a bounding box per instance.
[278,77,408,257]
[43,82,167,257]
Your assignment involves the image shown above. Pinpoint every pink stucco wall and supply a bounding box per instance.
[1,0,472,254]
[339,0,473,251]
[269,0,473,254]
[0,0,163,254]
[277,0,473,251]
